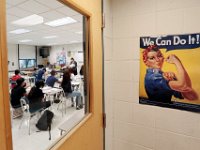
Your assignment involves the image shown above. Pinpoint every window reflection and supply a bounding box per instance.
[7,0,88,149]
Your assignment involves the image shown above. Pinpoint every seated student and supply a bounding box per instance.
[46,70,61,87]
[28,80,51,113]
[36,66,46,82]
[61,69,83,110]
[10,69,21,89]
[10,78,26,118]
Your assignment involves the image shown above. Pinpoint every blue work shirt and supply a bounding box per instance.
[46,76,58,87]
[144,68,183,103]
[36,69,45,81]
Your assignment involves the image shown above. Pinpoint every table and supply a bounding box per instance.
[26,86,63,96]
[42,86,63,95]
[26,86,64,110]
[42,87,63,103]
[21,71,33,76]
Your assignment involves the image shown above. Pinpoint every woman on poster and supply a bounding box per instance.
[142,45,198,103]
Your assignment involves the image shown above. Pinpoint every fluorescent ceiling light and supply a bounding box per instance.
[43,35,57,39]
[69,40,79,43]
[12,14,44,26]
[75,31,82,34]
[45,17,77,27]
[47,43,57,45]
[9,29,31,34]
[19,39,32,43]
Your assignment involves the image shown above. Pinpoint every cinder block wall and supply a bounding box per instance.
[104,0,200,150]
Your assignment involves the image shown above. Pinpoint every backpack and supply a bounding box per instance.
[36,110,54,140]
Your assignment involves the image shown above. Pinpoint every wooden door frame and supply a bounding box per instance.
[0,0,13,149]
[0,0,103,150]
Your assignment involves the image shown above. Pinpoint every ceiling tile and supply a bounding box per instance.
[70,25,83,32]
[7,7,32,17]
[56,6,79,17]
[6,25,19,31]
[6,0,84,45]
[17,0,50,14]
[40,10,65,20]
[40,27,63,33]
[6,0,27,6]
[6,14,19,22]
[6,3,13,9]
[25,24,47,31]
[72,14,83,22]
[58,22,82,31]
[35,0,63,9]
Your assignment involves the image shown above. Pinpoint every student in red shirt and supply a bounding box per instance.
[10,69,21,89]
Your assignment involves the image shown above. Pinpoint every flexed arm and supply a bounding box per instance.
[165,54,198,100]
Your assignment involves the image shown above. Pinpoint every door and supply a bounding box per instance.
[0,0,103,150]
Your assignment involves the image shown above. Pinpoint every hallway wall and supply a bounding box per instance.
[104,0,200,150]
[103,0,113,150]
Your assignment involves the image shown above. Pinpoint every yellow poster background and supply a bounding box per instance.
[139,47,200,105]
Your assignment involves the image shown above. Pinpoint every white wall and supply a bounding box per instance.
[7,44,42,71]
[104,0,200,150]
[103,0,113,150]
[7,44,18,71]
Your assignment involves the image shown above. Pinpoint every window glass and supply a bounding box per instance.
[7,0,88,149]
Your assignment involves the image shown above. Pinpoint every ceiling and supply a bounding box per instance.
[6,0,83,46]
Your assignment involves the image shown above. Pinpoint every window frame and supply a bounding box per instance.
[0,0,94,149]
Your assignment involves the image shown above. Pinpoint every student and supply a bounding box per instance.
[69,57,78,75]
[142,45,198,103]
[10,78,26,118]
[46,70,61,87]
[61,69,83,110]
[36,66,46,82]
[28,80,51,112]
[10,69,21,89]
